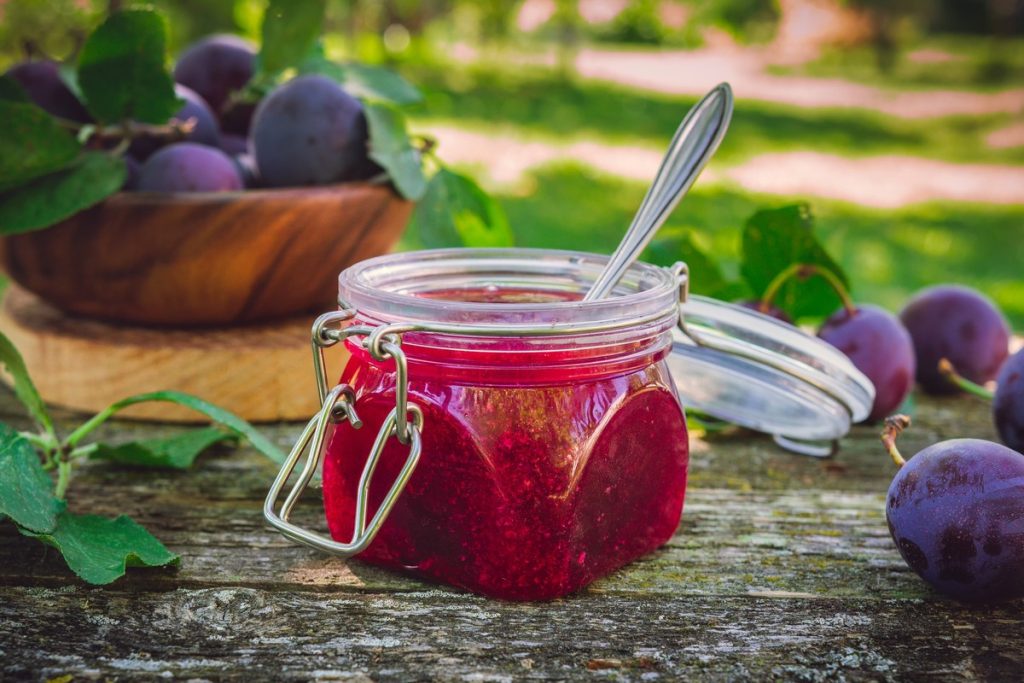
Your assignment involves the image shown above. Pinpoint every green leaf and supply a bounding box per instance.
[0,151,125,235]
[644,228,730,297]
[0,330,53,434]
[57,63,84,101]
[259,0,326,76]
[740,204,849,320]
[0,101,81,190]
[686,412,736,437]
[77,9,179,124]
[0,75,29,102]
[413,167,514,248]
[340,64,422,105]
[298,50,422,106]
[364,102,427,201]
[73,391,284,464]
[90,427,238,470]
[0,425,60,533]
[21,510,178,584]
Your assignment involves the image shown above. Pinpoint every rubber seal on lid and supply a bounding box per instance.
[668,295,875,445]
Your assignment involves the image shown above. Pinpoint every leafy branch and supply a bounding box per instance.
[0,329,283,584]
[644,203,851,322]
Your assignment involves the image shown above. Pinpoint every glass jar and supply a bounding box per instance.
[265,248,874,601]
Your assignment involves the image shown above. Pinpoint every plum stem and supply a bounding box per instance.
[881,414,911,467]
[759,263,856,316]
[938,358,995,400]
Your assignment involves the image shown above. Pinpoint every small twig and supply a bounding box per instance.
[938,358,995,400]
[412,134,437,156]
[760,262,856,316]
[55,461,72,500]
[880,414,911,467]
[54,116,196,143]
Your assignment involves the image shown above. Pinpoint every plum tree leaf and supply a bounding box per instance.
[0,425,60,533]
[0,75,29,102]
[259,0,326,76]
[90,428,238,470]
[0,330,53,434]
[413,168,514,248]
[70,390,284,464]
[77,9,179,124]
[0,101,81,191]
[740,204,849,320]
[299,52,422,106]
[364,102,427,201]
[20,510,178,584]
[340,64,422,105]
[0,151,125,235]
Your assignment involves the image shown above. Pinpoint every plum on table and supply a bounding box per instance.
[819,304,915,422]
[882,415,1024,602]
[899,285,1009,395]
[994,350,1024,453]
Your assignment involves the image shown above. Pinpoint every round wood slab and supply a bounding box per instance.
[0,285,347,423]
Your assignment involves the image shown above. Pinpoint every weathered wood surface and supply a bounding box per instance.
[1,389,1022,681]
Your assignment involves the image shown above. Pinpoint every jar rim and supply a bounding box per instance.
[337,248,679,331]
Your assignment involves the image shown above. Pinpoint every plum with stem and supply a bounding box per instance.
[756,262,915,422]
[899,285,1009,395]
[881,415,1024,602]
[941,351,1024,454]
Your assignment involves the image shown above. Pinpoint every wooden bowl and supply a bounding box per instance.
[0,183,413,327]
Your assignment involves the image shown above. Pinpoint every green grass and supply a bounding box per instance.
[397,51,1024,330]
[768,35,1024,93]
[487,162,1024,328]
[405,60,1024,166]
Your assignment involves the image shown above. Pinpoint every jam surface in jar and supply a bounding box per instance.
[322,285,689,601]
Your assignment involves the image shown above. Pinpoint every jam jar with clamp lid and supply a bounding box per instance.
[265,247,874,600]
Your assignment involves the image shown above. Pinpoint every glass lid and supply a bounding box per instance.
[668,295,875,450]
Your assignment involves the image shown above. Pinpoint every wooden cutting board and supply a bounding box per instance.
[0,285,347,423]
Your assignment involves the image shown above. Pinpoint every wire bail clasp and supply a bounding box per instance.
[263,311,425,557]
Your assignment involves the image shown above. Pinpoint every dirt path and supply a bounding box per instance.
[725,152,1024,208]
[432,125,1024,208]
[574,47,1024,119]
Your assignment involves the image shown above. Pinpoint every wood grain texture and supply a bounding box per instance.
[0,183,412,326]
[0,286,348,422]
[0,390,1021,680]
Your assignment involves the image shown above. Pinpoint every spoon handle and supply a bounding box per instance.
[583,82,734,302]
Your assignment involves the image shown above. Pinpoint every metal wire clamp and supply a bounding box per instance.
[263,314,425,556]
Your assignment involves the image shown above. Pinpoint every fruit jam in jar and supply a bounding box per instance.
[319,249,689,601]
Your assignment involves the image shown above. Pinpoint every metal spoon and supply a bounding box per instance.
[583,82,734,301]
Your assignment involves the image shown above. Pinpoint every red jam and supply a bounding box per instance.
[321,287,689,600]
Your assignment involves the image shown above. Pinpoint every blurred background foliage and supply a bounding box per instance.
[3,0,1021,74]
[1,0,1022,325]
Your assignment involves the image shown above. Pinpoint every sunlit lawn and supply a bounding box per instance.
[406,60,1024,166]
[769,35,1024,93]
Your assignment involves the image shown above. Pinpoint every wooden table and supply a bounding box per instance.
[2,388,1022,681]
